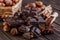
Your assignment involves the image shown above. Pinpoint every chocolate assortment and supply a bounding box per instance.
[2,0,58,39]
[0,0,19,6]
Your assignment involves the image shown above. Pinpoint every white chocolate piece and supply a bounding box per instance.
[41,5,52,17]
[45,12,58,25]
[50,12,58,24]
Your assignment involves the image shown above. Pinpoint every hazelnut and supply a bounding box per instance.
[2,14,9,18]
[0,0,4,3]
[35,1,43,7]
[2,3,5,6]
[30,3,36,8]
[25,4,30,8]
[0,3,5,7]
[3,22,8,26]
[3,22,9,31]
[5,0,13,6]
[0,3,2,6]
[3,24,9,31]
[39,1,43,6]
[12,0,19,4]
[10,28,19,36]
[40,5,45,9]
[2,12,11,18]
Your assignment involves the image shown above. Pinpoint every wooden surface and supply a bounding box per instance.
[0,0,60,40]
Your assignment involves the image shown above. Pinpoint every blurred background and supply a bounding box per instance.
[0,0,60,40]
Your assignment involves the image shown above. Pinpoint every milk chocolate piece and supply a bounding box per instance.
[10,28,18,36]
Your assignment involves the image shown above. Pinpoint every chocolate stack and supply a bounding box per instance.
[2,0,58,39]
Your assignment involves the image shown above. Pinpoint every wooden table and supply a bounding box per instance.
[0,0,60,40]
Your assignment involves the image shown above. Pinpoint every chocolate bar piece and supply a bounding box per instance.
[31,26,41,37]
